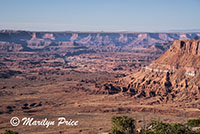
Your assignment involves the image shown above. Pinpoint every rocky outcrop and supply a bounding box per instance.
[154,40,200,68]
[174,40,200,55]
[100,40,200,108]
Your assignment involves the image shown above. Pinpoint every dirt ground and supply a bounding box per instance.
[0,70,199,134]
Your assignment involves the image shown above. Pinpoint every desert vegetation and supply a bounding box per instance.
[1,130,18,134]
[111,116,200,134]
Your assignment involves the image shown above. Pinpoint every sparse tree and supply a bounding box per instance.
[111,116,136,134]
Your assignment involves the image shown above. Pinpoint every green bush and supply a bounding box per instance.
[187,118,200,127]
[145,120,196,134]
[111,116,136,134]
[3,130,18,134]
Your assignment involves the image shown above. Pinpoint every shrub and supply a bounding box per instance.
[3,130,18,134]
[187,118,200,127]
[145,120,196,134]
[111,116,136,134]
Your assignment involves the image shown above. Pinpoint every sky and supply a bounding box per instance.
[0,0,200,32]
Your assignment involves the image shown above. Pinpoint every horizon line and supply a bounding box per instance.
[1,29,200,34]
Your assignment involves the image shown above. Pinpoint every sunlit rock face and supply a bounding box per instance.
[99,40,200,108]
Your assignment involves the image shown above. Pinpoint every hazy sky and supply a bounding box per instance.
[0,0,200,32]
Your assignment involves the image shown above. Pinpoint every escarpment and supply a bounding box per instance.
[99,40,200,108]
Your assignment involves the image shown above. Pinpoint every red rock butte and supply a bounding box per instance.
[100,40,200,108]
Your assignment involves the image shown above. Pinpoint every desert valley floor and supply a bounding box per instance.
[0,51,199,134]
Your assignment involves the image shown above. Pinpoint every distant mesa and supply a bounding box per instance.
[0,30,200,55]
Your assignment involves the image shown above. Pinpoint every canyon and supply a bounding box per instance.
[0,30,200,134]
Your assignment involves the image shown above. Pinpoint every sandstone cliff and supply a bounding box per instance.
[99,40,200,108]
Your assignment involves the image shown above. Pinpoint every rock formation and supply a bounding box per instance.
[99,40,200,108]
[0,30,200,55]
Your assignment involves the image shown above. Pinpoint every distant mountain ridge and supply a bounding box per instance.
[0,30,199,55]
